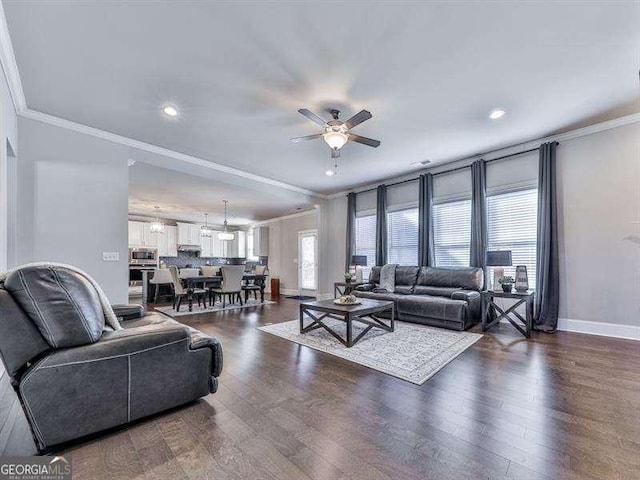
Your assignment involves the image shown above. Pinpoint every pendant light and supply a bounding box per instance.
[149,206,165,234]
[218,200,235,241]
[201,213,213,237]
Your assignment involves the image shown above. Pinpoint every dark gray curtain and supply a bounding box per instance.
[470,160,488,280]
[535,142,560,331]
[418,173,434,266]
[375,185,387,266]
[345,192,356,272]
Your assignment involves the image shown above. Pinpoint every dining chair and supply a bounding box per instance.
[201,265,220,277]
[210,266,244,308]
[169,266,207,311]
[149,268,174,303]
[178,267,200,279]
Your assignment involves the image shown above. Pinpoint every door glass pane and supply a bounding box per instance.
[300,234,316,290]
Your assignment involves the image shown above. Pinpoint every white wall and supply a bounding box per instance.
[261,210,318,294]
[317,196,347,298]
[16,117,129,303]
[557,122,640,329]
[0,58,18,271]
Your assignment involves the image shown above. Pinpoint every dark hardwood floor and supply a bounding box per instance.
[66,297,640,480]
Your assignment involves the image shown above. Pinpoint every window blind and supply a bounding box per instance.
[433,199,472,267]
[487,188,538,287]
[387,208,419,265]
[355,214,377,280]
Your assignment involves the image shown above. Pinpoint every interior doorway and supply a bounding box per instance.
[298,229,318,292]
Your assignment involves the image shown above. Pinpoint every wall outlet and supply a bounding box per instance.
[102,252,120,262]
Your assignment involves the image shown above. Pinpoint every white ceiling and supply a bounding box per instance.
[5,1,640,196]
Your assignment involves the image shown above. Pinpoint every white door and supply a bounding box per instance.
[298,230,318,291]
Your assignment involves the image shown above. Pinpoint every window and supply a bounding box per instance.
[246,231,258,261]
[487,188,538,287]
[433,199,472,267]
[354,214,376,280]
[387,207,419,265]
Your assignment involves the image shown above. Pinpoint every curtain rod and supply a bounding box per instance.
[353,142,559,195]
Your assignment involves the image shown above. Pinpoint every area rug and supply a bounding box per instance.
[156,299,275,318]
[258,319,482,385]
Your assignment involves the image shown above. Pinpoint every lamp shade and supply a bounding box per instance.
[351,255,367,266]
[486,250,512,267]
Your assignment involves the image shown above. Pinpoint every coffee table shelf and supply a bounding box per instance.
[299,298,394,348]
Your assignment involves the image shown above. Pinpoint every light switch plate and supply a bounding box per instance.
[102,252,120,262]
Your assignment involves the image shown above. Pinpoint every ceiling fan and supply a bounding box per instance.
[290,108,381,158]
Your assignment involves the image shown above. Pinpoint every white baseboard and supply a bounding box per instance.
[499,317,639,340]
[557,317,640,341]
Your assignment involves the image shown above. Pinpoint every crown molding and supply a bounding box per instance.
[326,112,640,199]
[0,0,26,113]
[20,108,326,199]
[250,207,317,227]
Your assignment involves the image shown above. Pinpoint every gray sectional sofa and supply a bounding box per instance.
[0,265,222,453]
[354,265,484,330]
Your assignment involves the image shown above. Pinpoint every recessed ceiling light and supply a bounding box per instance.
[325,169,335,176]
[489,109,505,120]
[162,105,178,117]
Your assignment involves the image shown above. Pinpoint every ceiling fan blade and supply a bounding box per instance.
[331,148,341,158]
[298,109,328,127]
[343,110,372,130]
[349,134,381,148]
[290,133,323,143]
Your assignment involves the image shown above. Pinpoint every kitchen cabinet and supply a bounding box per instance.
[128,221,146,247]
[200,234,213,258]
[177,222,201,245]
[212,234,224,257]
[252,227,269,256]
[165,226,178,257]
[133,223,178,257]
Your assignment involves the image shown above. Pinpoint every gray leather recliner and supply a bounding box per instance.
[354,265,484,330]
[0,265,222,453]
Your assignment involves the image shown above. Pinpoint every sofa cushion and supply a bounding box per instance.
[395,266,419,287]
[394,285,414,295]
[413,286,458,297]
[416,267,484,291]
[397,295,468,323]
[119,312,223,377]
[369,266,381,285]
[4,266,105,348]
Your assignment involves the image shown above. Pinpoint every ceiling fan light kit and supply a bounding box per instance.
[290,108,381,174]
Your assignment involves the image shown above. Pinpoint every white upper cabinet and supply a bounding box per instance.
[129,221,178,257]
[128,221,145,247]
[165,226,178,257]
[200,234,213,258]
[177,222,201,245]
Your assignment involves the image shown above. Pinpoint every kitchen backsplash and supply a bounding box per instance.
[159,251,269,269]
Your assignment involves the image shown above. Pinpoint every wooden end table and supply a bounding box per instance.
[481,290,535,338]
[299,299,394,348]
[334,281,364,298]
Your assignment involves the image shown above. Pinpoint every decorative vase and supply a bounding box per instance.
[502,284,513,293]
[515,265,529,292]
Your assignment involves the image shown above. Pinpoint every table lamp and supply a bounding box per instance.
[351,255,367,283]
[485,250,512,291]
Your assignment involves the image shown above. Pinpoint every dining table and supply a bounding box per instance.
[182,273,267,312]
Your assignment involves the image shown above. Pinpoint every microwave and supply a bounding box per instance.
[129,247,158,266]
